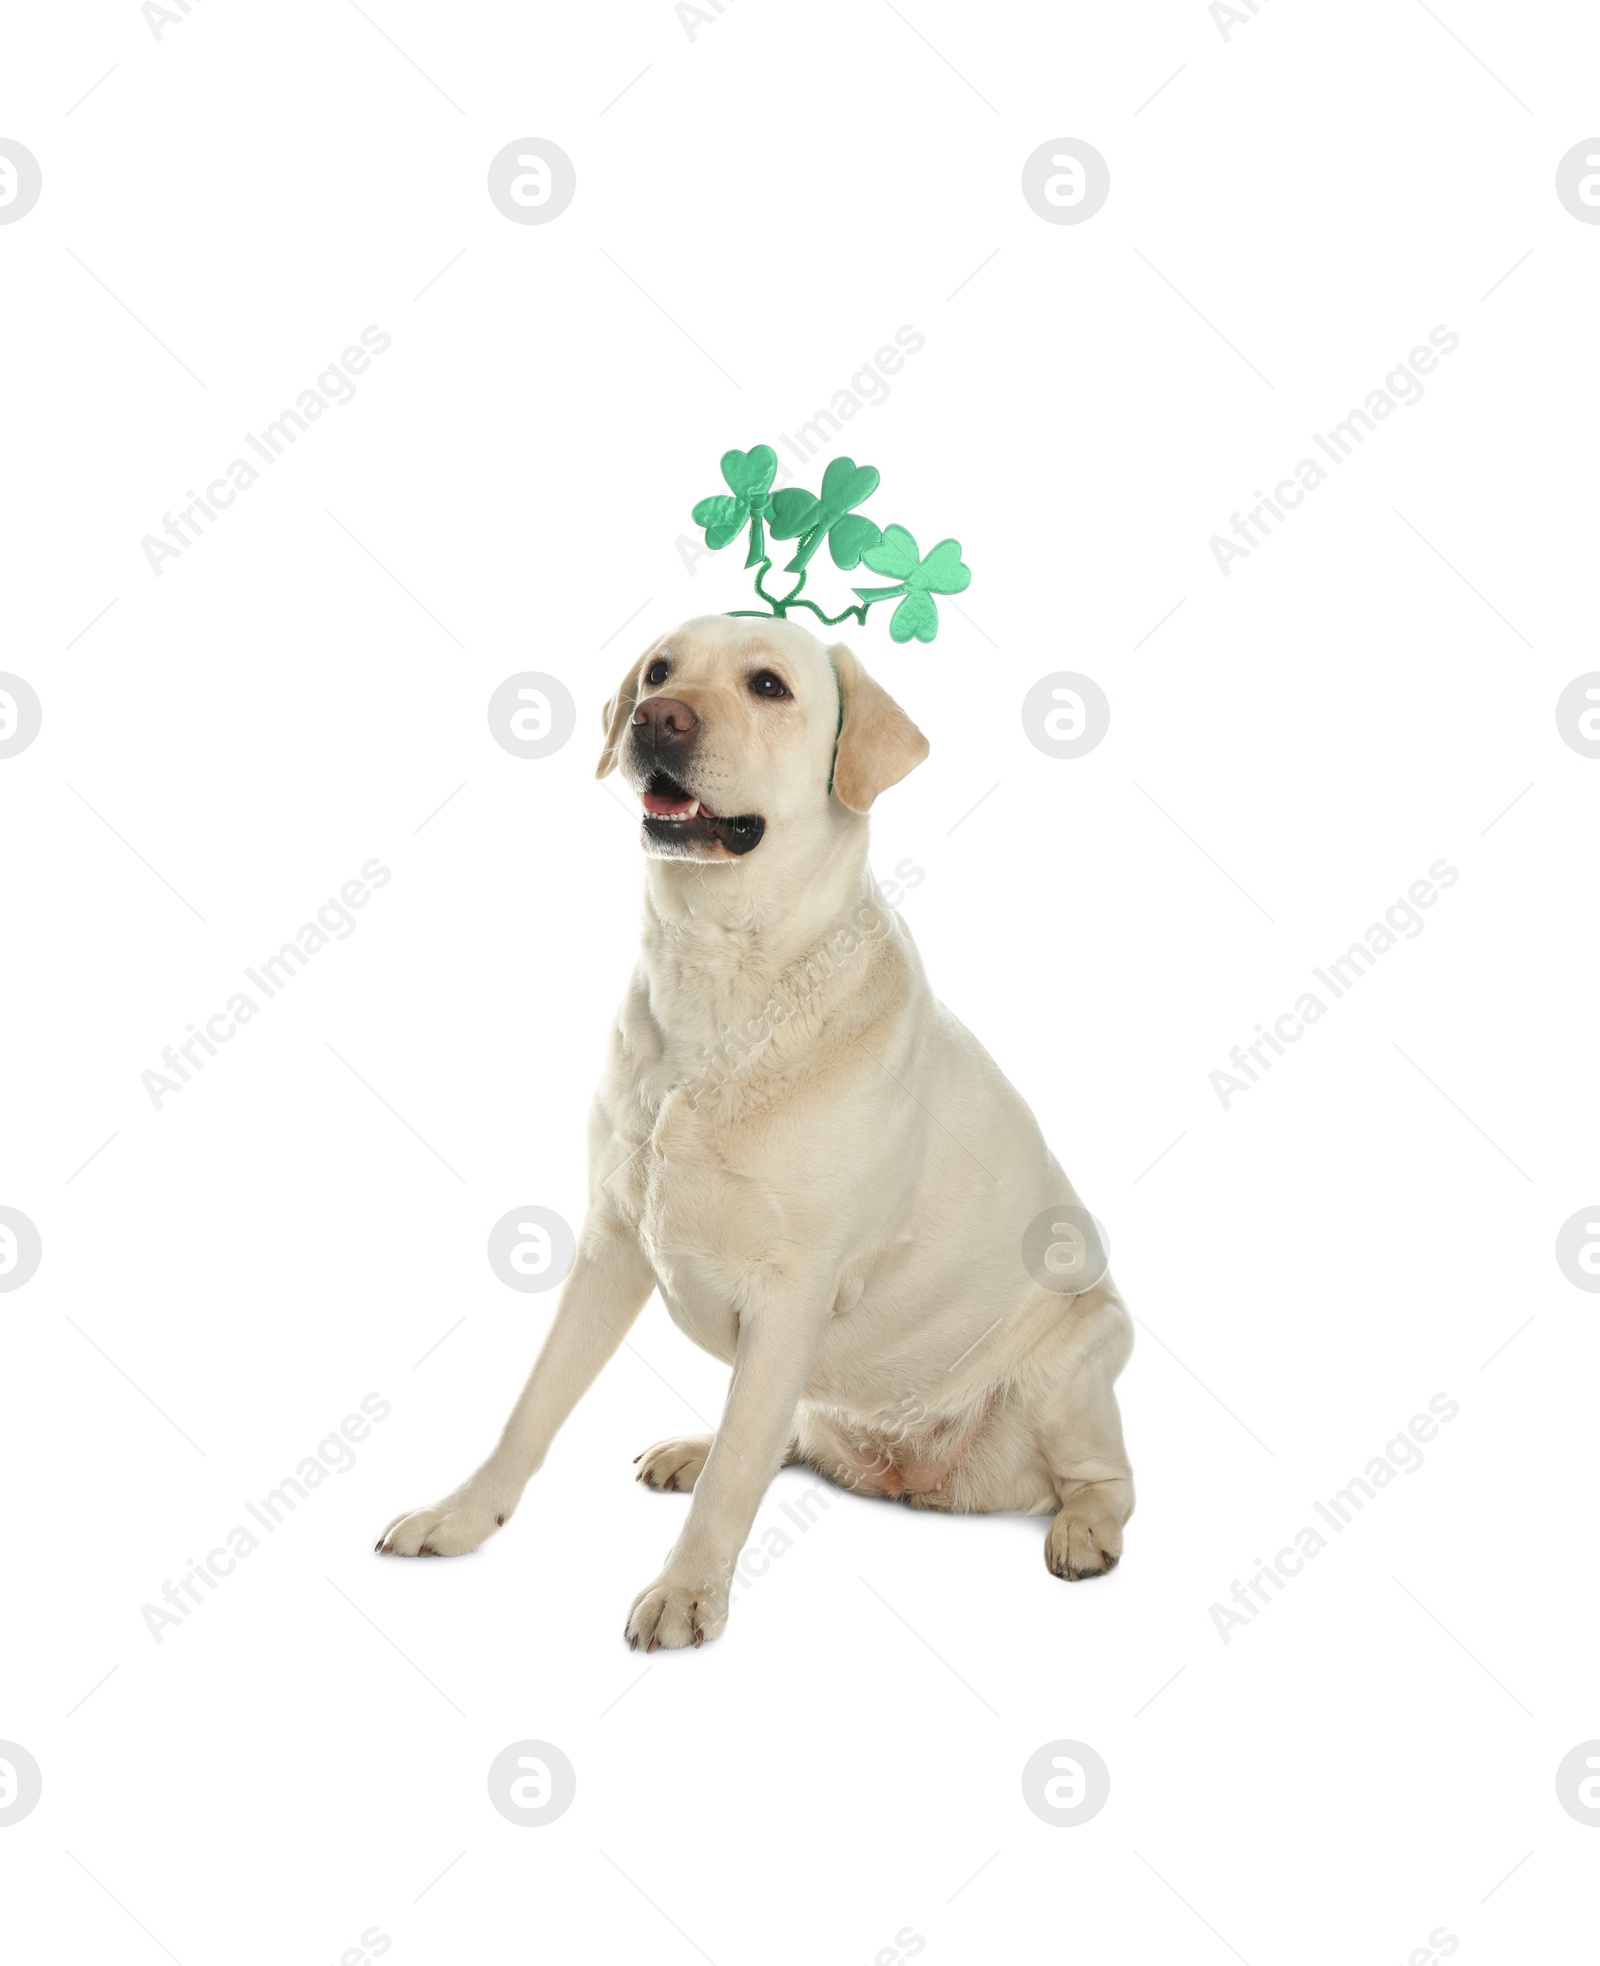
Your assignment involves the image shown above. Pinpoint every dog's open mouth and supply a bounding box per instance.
[640,771,765,856]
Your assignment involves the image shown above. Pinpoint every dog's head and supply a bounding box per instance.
[596,615,928,862]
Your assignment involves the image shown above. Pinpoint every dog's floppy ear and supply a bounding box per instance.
[829,643,929,813]
[596,647,651,779]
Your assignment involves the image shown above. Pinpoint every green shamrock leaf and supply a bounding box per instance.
[767,487,823,539]
[913,538,972,595]
[826,511,882,571]
[884,588,940,642]
[858,522,920,581]
[691,445,779,567]
[783,456,882,572]
[854,526,972,643]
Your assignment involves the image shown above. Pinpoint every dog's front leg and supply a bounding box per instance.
[378,1219,655,1557]
[625,1288,829,1650]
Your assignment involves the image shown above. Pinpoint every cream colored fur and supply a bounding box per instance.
[379,615,1134,1648]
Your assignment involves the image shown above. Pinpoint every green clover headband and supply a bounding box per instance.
[691,444,971,644]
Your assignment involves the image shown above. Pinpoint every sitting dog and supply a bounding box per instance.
[379,615,1134,1649]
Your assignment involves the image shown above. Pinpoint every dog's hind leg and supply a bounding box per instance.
[634,1435,712,1492]
[635,1431,804,1493]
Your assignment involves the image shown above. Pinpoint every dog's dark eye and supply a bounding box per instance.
[645,659,670,686]
[749,670,791,700]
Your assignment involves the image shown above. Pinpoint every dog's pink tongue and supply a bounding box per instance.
[643,788,698,816]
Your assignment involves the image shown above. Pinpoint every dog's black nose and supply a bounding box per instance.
[632,697,699,747]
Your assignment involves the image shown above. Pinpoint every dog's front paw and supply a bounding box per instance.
[1044,1507,1122,1581]
[376,1490,509,1558]
[625,1573,729,1651]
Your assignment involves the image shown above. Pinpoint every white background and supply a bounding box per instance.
[3,1,1598,1960]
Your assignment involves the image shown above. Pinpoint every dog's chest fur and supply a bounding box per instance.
[599,909,905,1363]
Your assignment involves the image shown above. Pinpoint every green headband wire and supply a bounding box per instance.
[691,445,971,645]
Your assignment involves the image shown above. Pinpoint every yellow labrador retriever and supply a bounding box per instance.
[379,615,1134,1649]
